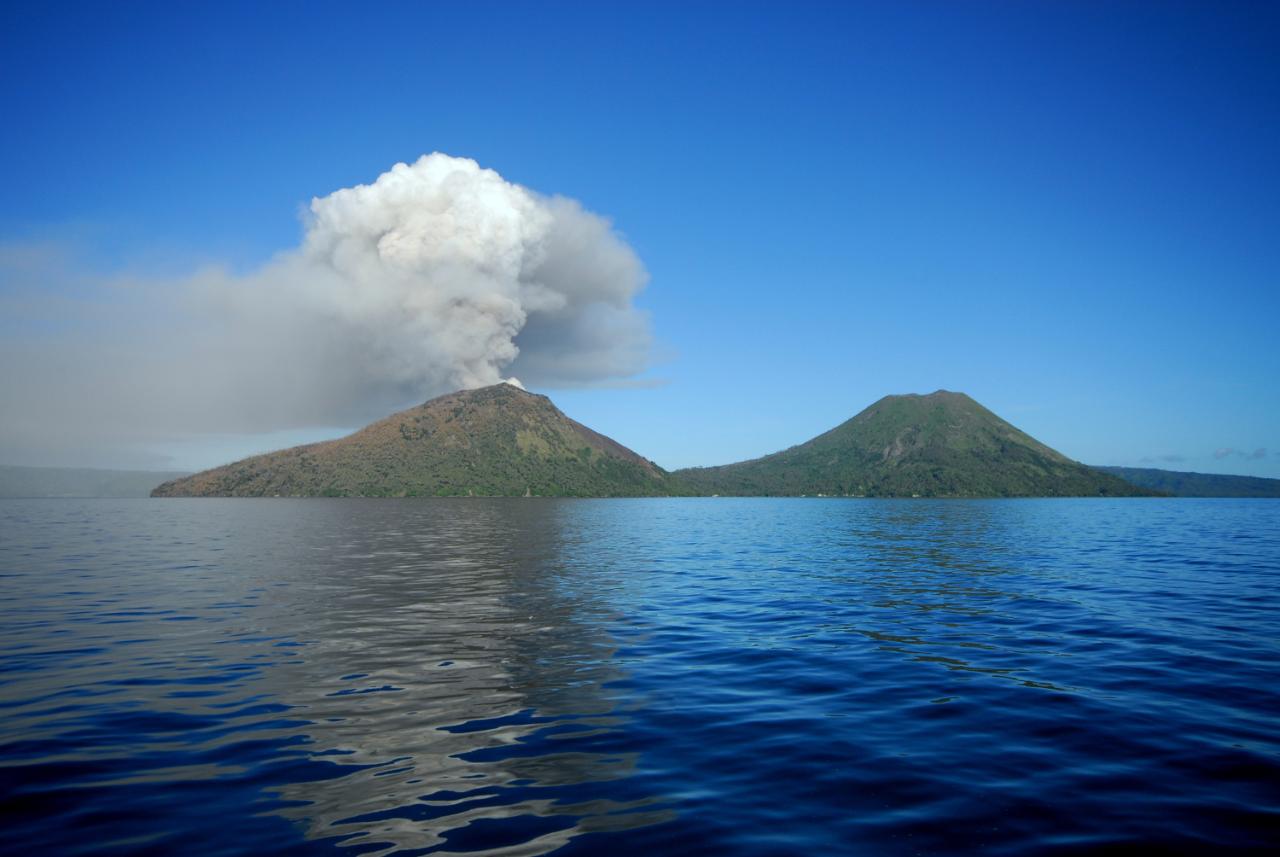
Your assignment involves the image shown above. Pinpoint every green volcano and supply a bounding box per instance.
[675,390,1151,497]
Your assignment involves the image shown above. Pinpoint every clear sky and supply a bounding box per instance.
[2,1,1277,476]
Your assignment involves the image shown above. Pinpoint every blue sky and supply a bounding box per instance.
[2,1,1277,476]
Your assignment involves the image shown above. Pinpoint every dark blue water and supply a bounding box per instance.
[1,498,1277,855]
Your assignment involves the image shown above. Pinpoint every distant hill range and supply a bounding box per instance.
[1096,466,1280,498]
[0,465,188,498]
[675,391,1150,497]
[153,383,675,497]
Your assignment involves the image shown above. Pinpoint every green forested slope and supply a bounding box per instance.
[676,391,1151,497]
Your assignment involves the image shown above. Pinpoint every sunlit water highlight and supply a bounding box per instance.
[1,498,1277,854]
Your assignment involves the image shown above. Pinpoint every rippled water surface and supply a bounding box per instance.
[1,498,1278,855]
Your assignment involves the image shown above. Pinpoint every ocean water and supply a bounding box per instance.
[1,498,1277,855]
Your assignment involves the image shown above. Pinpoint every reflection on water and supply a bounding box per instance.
[1,498,1278,855]
[260,503,670,853]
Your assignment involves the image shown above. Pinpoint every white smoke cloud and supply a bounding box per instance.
[0,154,653,466]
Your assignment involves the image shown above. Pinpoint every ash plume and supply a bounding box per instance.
[0,154,653,466]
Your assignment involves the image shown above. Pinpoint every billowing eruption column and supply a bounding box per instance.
[293,153,651,394]
[0,154,654,463]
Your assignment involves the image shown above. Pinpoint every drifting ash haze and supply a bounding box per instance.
[0,154,653,466]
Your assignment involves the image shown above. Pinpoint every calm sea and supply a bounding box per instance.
[1,498,1277,855]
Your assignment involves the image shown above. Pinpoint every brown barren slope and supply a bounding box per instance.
[152,383,673,497]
